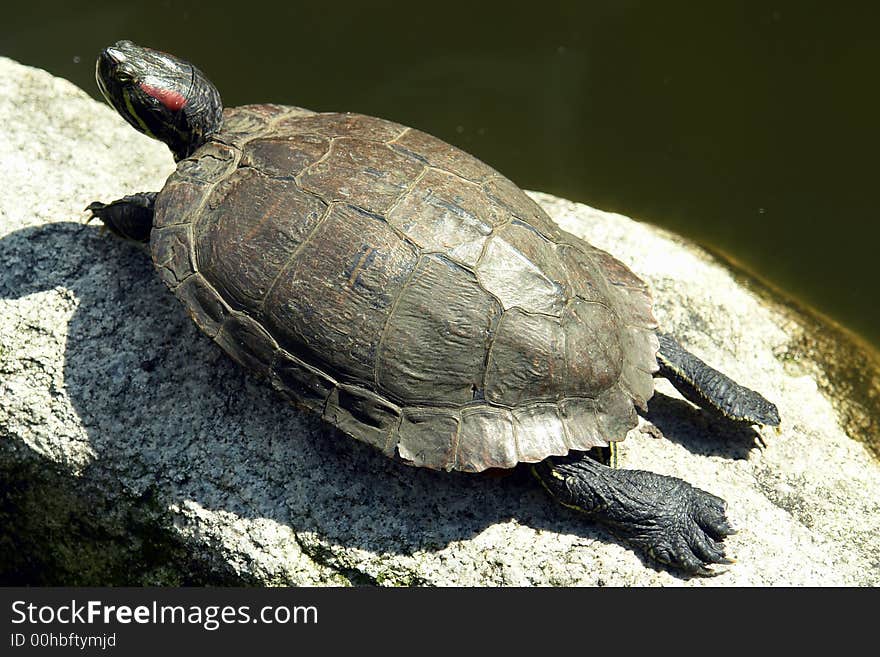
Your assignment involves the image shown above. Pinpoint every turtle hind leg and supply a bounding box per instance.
[86,192,157,243]
[533,453,735,575]
[656,332,780,427]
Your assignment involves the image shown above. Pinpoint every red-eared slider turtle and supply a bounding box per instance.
[88,41,780,574]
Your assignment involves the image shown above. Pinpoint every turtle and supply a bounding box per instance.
[87,40,780,575]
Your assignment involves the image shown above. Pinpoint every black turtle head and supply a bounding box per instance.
[96,40,223,161]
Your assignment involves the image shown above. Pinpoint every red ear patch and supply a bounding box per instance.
[139,82,188,111]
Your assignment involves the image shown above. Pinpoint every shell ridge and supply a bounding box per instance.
[294,135,341,186]
[382,166,429,220]
[374,253,424,391]
[256,200,336,317]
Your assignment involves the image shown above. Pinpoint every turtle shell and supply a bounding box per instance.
[150,104,659,472]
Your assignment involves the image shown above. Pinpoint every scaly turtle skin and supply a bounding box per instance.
[88,40,780,575]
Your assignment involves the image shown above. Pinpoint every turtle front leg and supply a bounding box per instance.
[533,454,735,574]
[86,192,157,243]
[656,332,780,426]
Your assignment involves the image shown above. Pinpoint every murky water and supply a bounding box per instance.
[4,0,879,350]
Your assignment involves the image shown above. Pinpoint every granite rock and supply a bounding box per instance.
[1,56,878,586]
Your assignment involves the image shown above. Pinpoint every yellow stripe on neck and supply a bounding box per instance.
[123,89,156,139]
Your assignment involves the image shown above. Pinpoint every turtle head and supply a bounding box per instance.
[96,40,223,161]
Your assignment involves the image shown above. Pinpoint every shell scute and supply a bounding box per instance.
[377,254,501,405]
[194,169,327,314]
[261,203,419,383]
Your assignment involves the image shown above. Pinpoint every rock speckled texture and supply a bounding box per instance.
[1,57,878,585]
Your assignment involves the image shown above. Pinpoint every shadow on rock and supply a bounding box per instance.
[0,221,756,583]
[0,449,250,586]
[644,392,762,460]
[0,222,538,579]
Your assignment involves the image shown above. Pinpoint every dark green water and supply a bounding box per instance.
[4,1,879,349]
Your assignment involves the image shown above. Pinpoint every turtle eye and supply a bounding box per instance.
[117,69,135,84]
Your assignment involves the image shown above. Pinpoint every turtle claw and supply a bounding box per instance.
[80,193,156,242]
[604,470,737,575]
[81,203,102,229]
[537,456,737,575]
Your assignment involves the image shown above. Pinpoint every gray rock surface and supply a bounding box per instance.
[1,56,878,586]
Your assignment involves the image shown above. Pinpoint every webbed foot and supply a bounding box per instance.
[604,467,735,574]
[534,454,735,575]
